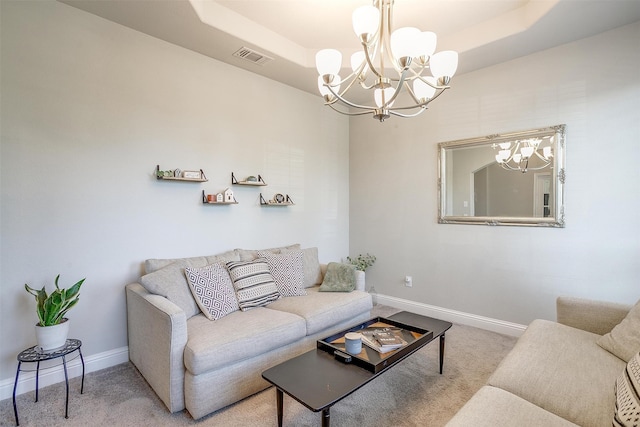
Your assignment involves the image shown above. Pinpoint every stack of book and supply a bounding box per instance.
[360,327,407,353]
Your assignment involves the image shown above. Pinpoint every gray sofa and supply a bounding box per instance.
[125,245,373,420]
[447,297,639,427]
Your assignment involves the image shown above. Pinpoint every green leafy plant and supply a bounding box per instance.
[347,253,376,272]
[25,275,85,326]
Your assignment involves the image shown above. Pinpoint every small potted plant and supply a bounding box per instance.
[346,253,376,292]
[346,253,376,272]
[25,275,85,351]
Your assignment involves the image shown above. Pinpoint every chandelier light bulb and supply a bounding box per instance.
[390,27,421,62]
[317,75,341,98]
[520,146,535,158]
[350,51,366,73]
[352,5,380,39]
[413,77,437,101]
[543,146,553,158]
[416,31,437,60]
[374,87,395,108]
[315,49,342,77]
[499,142,511,150]
[430,50,459,80]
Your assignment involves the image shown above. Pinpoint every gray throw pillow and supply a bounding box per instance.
[319,262,356,292]
[184,263,239,321]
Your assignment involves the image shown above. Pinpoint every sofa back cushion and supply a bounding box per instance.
[140,251,241,318]
[598,299,640,362]
[235,243,300,261]
[140,259,203,318]
[145,250,239,274]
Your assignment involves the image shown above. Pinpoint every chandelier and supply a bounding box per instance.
[492,137,554,173]
[315,0,459,122]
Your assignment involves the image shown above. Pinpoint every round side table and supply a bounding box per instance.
[12,339,85,426]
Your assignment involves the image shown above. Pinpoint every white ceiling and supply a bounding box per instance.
[61,0,640,99]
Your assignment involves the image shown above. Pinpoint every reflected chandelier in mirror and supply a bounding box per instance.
[438,125,566,227]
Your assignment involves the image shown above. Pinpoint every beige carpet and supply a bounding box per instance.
[0,306,516,426]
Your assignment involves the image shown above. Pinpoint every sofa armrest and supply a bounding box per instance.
[126,283,188,413]
[556,296,631,335]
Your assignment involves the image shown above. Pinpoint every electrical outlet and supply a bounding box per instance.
[404,276,412,287]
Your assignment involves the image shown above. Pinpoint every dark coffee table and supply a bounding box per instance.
[261,312,452,426]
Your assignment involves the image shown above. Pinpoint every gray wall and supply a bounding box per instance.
[0,1,349,387]
[350,21,640,325]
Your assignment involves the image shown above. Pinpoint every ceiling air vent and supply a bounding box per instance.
[233,47,273,66]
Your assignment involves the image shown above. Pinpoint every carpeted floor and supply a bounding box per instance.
[0,306,517,426]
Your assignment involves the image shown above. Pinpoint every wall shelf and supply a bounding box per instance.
[156,165,207,182]
[260,193,294,206]
[202,190,237,205]
[231,172,267,186]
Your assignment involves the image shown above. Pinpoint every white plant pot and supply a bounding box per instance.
[355,270,366,292]
[35,319,70,351]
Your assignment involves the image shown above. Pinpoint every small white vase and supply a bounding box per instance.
[355,270,366,292]
[35,319,69,351]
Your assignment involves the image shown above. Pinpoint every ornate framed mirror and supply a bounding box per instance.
[438,125,566,227]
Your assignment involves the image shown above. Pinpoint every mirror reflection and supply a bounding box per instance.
[438,125,565,227]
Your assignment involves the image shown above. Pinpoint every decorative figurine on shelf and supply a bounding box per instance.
[216,193,224,203]
[224,188,234,203]
[246,176,257,182]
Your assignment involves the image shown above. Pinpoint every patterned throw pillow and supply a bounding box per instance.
[184,263,239,321]
[226,258,281,311]
[257,250,306,297]
[614,351,640,427]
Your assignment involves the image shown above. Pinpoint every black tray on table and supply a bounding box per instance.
[317,316,433,374]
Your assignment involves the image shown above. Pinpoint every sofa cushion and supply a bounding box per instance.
[226,258,281,311]
[614,351,640,427]
[184,307,306,375]
[598,299,640,362]
[258,250,306,297]
[236,243,301,261]
[318,262,356,292]
[446,386,579,427]
[145,250,239,274]
[267,285,373,335]
[140,259,202,318]
[488,319,626,427]
[185,263,239,321]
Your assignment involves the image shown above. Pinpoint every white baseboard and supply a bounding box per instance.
[374,293,527,337]
[0,346,129,401]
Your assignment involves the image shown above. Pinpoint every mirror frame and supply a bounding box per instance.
[438,124,566,227]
